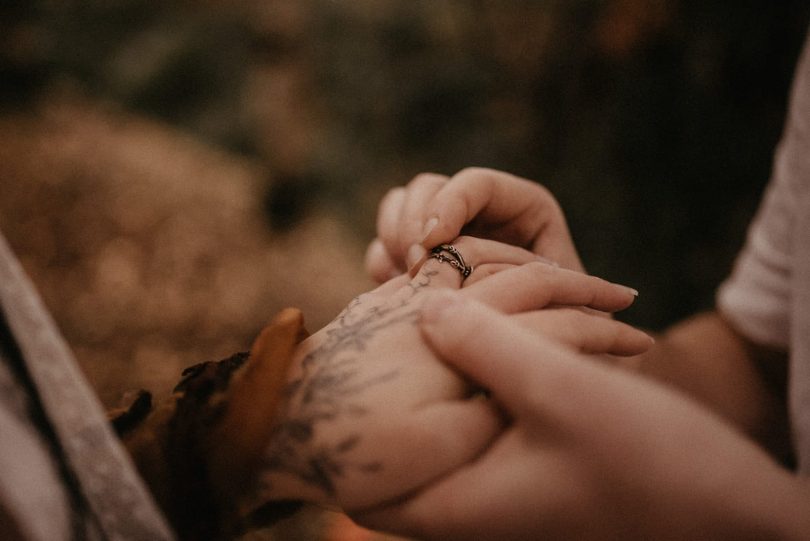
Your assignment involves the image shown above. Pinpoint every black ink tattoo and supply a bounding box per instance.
[261,270,438,496]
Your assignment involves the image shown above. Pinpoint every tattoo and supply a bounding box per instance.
[261,270,438,496]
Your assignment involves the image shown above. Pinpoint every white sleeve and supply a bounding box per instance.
[716,31,810,349]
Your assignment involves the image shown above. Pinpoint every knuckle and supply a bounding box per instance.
[530,183,565,216]
[453,166,506,187]
[410,172,447,189]
[533,182,559,204]
[455,166,490,179]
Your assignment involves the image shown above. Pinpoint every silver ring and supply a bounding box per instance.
[429,244,473,279]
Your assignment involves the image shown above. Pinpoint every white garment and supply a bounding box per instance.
[0,232,174,540]
[717,29,810,472]
[0,354,72,541]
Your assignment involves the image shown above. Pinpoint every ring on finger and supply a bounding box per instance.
[429,244,473,279]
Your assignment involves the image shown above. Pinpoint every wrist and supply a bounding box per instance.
[115,308,308,539]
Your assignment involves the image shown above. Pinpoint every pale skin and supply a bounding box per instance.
[359,167,806,539]
[365,167,789,449]
[365,167,587,280]
[356,293,810,541]
[252,234,649,514]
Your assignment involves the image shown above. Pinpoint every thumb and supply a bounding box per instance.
[417,168,584,272]
[419,291,559,414]
[365,238,400,283]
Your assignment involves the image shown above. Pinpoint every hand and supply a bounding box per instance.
[365,168,584,283]
[356,292,810,541]
[251,239,648,513]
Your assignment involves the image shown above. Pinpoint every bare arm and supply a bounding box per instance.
[358,294,810,541]
[630,311,790,460]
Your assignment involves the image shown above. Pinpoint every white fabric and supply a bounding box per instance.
[717,29,810,472]
[0,231,175,540]
[0,356,72,541]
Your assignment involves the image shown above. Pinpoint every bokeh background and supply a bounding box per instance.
[2,1,810,539]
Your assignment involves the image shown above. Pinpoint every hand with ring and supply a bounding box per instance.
[365,167,585,283]
[250,236,650,514]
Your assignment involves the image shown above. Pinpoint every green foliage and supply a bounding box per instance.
[5,0,810,328]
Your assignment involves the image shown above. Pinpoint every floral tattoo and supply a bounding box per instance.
[261,270,438,496]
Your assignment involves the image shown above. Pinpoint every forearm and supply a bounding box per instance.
[630,311,790,455]
[666,442,810,541]
[641,449,810,541]
[721,467,810,541]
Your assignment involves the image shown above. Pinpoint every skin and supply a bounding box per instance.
[365,167,585,282]
[359,167,803,539]
[355,294,810,541]
[366,167,789,450]
[632,312,792,459]
[252,236,649,514]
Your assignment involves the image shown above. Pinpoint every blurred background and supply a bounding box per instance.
[2,1,809,539]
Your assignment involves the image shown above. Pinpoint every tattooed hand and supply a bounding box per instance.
[252,236,649,513]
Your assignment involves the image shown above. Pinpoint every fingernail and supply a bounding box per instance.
[420,216,439,243]
[626,287,639,297]
[406,243,426,270]
[420,290,462,325]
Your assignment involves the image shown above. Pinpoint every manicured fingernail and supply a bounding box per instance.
[420,216,439,243]
[626,287,639,297]
[420,290,462,325]
[406,243,426,270]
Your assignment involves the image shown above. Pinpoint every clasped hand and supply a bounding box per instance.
[252,235,648,513]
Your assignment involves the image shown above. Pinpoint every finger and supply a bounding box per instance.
[376,186,408,271]
[342,398,502,512]
[397,173,448,262]
[368,273,411,297]
[365,238,400,284]
[419,168,583,271]
[462,261,639,314]
[411,236,543,290]
[459,261,564,289]
[419,290,607,416]
[419,291,544,412]
[460,262,517,288]
[512,309,654,356]
[355,438,562,541]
